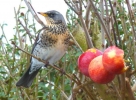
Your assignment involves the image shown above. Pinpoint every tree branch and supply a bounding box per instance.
[24,0,45,26]
[89,0,113,46]
[11,41,79,84]
[64,0,79,14]
[125,78,135,100]
[18,19,35,40]
[108,0,121,47]
[85,1,91,29]
[64,0,94,48]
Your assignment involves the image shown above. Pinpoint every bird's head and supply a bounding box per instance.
[38,10,66,25]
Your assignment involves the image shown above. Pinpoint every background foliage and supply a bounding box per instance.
[0,0,136,100]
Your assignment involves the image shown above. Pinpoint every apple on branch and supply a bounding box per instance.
[88,55,115,84]
[78,48,103,77]
[102,46,126,74]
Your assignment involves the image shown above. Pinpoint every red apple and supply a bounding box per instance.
[88,55,115,84]
[78,48,103,77]
[102,46,125,74]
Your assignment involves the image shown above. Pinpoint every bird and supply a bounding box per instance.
[16,10,70,88]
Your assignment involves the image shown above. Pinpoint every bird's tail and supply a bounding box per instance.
[16,67,41,88]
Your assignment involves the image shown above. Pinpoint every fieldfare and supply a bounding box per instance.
[16,10,70,88]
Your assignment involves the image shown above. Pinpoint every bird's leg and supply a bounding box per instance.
[53,64,66,75]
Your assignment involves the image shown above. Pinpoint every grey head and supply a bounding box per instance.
[38,10,66,25]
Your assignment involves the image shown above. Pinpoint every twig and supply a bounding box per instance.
[18,19,35,40]
[125,0,136,39]
[81,0,86,8]
[111,15,118,47]
[89,0,113,46]
[78,0,93,48]
[85,1,91,29]
[72,74,95,100]
[130,70,136,76]
[69,31,84,52]
[79,0,82,14]
[64,0,79,14]
[125,78,135,100]
[21,88,31,100]
[78,15,94,48]
[14,7,23,49]
[11,40,95,99]
[100,0,105,51]
[120,73,126,100]
[45,80,68,99]
[11,41,78,84]
[0,24,9,44]
[64,0,94,48]
[108,0,121,47]
[104,0,111,35]
[24,0,45,26]
[111,81,122,100]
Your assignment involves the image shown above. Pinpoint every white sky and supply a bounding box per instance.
[0,0,68,41]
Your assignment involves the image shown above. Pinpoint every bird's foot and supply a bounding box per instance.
[44,61,49,67]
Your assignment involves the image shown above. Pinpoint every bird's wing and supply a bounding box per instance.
[30,28,45,61]
[31,33,40,53]
[30,26,48,56]
[29,33,40,61]
[16,31,42,88]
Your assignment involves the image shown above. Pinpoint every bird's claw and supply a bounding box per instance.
[44,61,49,67]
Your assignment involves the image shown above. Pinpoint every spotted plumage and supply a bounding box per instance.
[16,10,70,88]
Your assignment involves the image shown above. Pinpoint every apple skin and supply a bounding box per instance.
[102,46,125,74]
[88,55,115,84]
[78,48,103,77]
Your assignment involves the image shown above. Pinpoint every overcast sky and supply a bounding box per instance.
[0,0,68,41]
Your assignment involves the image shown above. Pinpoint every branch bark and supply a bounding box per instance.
[89,0,113,46]
[24,0,45,26]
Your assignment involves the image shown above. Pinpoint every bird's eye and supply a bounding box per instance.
[49,13,55,17]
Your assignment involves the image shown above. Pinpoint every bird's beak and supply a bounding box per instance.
[38,12,48,17]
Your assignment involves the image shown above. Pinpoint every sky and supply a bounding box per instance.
[0,0,68,41]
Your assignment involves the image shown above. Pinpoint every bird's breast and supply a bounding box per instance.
[40,30,70,47]
[34,31,70,65]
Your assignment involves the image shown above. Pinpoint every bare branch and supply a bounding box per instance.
[64,0,78,14]
[78,15,94,48]
[14,7,24,49]
[85,1,91,29]
[79,0,82,14]
[18,19,35,40]
[100,0,105,51]
[11,41,79,84]
[125,0,136,39]
[0,24,9,44]
[24,0,45,26]
[125,78,135,100]
[81,0,86,8]
[120,74,126,100]
[69,31,84,52]
[89,0,113,46]
[108,0,121,47]
[111,81,122,100]
[64,0,94,48]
